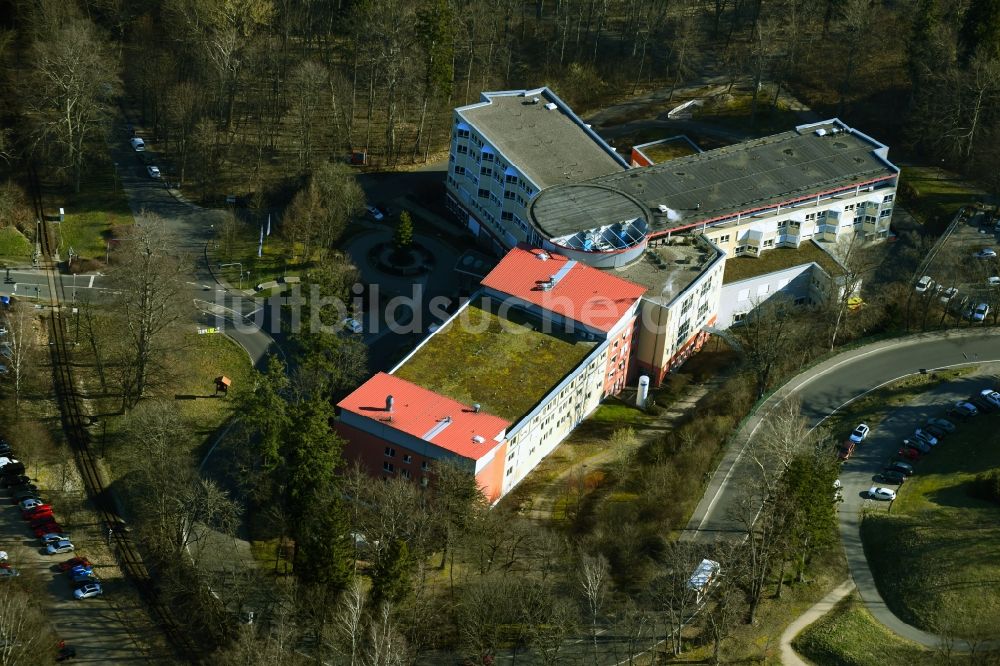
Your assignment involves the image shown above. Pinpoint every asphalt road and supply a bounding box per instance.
[685,328,1000,538]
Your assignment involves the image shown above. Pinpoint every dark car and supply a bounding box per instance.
[56,644,76,662]
[1,475,29,488]
[923,424,947,440]
[11,490,39,504]
[970,395,998,413]
[1,462,25,476]
[886,461,915,476]
[902,438,931,454]
[897,447,921,461]
[57,557,91,573]
[876,470,907,485]
[0,443,11,457]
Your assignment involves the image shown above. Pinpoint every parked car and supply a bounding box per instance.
[130,137,145,151]
[146,165,161,179]
[913,429,939,446]
[40,533,70,545]
[981,389,1000,409]
[69,564,93,578]
[927,417,956,432]
[73,582,102,599]
[1,462,25,476]
[0,457,20,469]
[897,447,921,461]
[902,438,930,454]
[0,567,20,579]
[58,557,91,572]
[11,490,39,504]
[868,486,897,501]
[19,498,45,511]
[28,513,56,528]
[886,461,914,476]
[971,394,998,413]
[915,275,935,293]
[71,570,97,585]
[969,302,990,322]
[987,276,1000,287]
[46,540,74,555]
[953,401,979,417]
[875,470,907,485]
[32,520,61,535]
[923,424,947,440]
[342,317,363,334]
[939,286,959,303]
[974,247,997,259]
[850,423,870,444]
[365,205,385,222]
[1,475,29,488]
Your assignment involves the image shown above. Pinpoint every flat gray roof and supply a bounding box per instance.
[613,239,718,305]
[530,120,898,236]
[459,90,626,189]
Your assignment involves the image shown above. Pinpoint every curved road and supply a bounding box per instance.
[683,328,1000,650]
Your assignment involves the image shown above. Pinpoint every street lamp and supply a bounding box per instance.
[113,162,118,192]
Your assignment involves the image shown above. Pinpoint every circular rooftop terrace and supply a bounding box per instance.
[528,183,650,263]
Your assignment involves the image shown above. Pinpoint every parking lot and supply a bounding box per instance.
[915,207,1000,321]
[0,449,164,662]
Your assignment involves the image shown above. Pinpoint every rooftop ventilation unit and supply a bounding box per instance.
[530,97,540,104]
[536,251,550,261]
[386,395,394,412]
[539,279,555,291]
[472,435,485,444]
[815,128,827,137]
[544,102,558,110]
[472,403,482,413]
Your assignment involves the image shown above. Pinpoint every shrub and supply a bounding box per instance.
[969,469,1000,504]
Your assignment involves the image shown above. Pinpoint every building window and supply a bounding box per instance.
[805,212,816,221]
[456,128,470,139]
[504,190,516,200]
[733,312,747,323]
[478,188,489,199]
[506,466,514,476]
[456,144,468,155]
[717,234,730,243]
[480,167,492,177]
[734,245,746,255]
[698,302,710,318]
[763,238,774,248]
[384,447,396,457]
[383,462,395,473]
[883,194,894,203]
[778,220,788,229]
[401,469,411,480]
[403,454,412,464]
[421,461,430,471]
[880,209,892,218]
[490,193,502,207]
[501,211,513,221]
[505,173,517,184]
[482,152,494,162]
[454,165,465,176]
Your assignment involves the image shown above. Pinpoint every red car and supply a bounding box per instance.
[33,523,62,537]
[24,508,53,522]
[29,514,55,529]
[22,504,52,519]
[57,557,91,572]
[897,447,921,461]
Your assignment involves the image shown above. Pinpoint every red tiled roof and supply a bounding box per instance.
[337,373,510,460]
[481,247,647,333]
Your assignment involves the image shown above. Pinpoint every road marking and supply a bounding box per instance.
[88,275,95,288]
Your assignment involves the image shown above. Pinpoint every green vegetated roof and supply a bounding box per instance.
[394,298,596,422]
[723,242,844,284]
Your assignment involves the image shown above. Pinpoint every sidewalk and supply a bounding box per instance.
[779,579,855,666]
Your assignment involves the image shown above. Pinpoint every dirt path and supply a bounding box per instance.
[779,579,856,665]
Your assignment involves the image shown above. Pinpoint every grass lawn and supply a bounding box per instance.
[58,158,134,262]
[636,137,699,163]
[861,411,1000,639]
[590,400,650,425]
[395,298,596,422]
[693,91,802,136]
[723,242,845,284]
[898,166,986,233]
[0,226,33,264]
[211,229,313,289]
[792,594,931,665]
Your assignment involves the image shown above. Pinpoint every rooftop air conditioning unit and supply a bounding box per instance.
[530,97,540,104]
[544,102,558,111]
[815,128,827,137]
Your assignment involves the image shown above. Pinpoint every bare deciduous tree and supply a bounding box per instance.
[579,553,609,662]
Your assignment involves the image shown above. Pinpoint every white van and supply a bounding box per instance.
[130,137,145,152]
